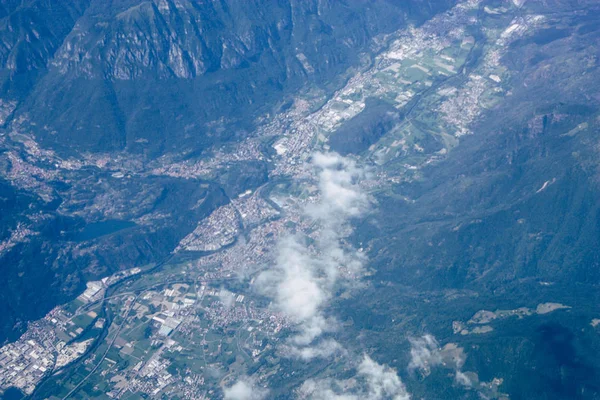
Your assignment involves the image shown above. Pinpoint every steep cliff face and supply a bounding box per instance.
[0,1,89,97]
[1,0,456,155]
[54,0,382,80]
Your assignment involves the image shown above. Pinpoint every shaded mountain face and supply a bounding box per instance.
[0,0,458,344]
[337,4,600,399]
[365,3,600,289]
[1,0,455,155]
[0,1,89,92]
[0,169,229,343]
[0,0,599,398]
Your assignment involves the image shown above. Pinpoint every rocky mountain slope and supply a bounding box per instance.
[2,0,456,155]
[0,0,457,345]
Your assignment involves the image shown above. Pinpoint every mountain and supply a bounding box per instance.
[340,3,600,398]
[2,0,456,155]
[1,1,599,399]
[0,0,457,345]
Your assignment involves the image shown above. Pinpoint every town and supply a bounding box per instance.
[0,1,549,397]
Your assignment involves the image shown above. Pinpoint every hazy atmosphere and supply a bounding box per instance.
[0,0,599,399]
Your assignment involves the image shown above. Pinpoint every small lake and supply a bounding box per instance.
[2,387,25,400]
[74,220,137,241]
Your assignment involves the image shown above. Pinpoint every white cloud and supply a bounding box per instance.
[253,153,412,398]
[408,334,442,376]
[224,378,268,400]
[218,288,236,309]
[285,338,346,361]
[299,379,357,400]
[256,236,333,347]
[256,152,370,358]
[261,236,324,323]
[307,152,370,222]
[455,371,473,388]
[359,355,410,400]
[408,334,470,390]
[298,355,410,400]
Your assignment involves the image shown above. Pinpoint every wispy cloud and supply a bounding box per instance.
[359,355,411,400]
[455,371,473,388]
[252,153,410,398]
[285,338,346,361]
[224,378,268,400]
[218,288,236,309]
[306,152,370,222]
[408,334,443,376]
[257,152,370,357]
[256,236,335,349]
[408,334,467,383]
[299,355,410,400]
